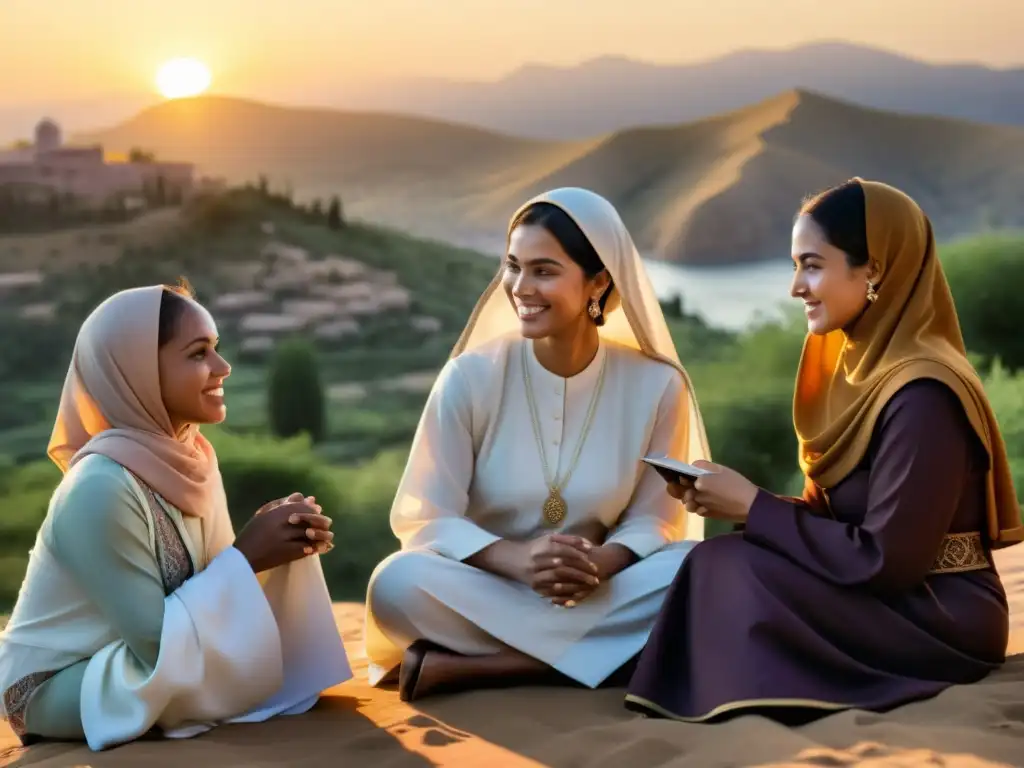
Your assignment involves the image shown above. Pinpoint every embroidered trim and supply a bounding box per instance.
[2,670,57,740]
[127,472,194,594]
[928,531,990,574]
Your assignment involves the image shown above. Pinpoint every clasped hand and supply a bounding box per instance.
[234,492,335,574]
[520,534,623,608]
[667,460,758,524]
[256,492,334,554]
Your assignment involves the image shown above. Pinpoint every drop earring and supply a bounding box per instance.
[866,280,878,303]
[587,297,601,320]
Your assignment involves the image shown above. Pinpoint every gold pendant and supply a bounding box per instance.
[542,489,567,526]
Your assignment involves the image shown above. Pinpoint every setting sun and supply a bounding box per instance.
[155,58,212,99]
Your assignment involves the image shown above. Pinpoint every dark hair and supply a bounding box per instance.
[158,278,196,347]
[510,202,614,325]
[798,179,870,267]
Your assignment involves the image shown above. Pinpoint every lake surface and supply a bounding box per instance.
[472,239,796,331]
[642,257,795,331]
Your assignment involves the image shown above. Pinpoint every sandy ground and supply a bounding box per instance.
[2,546,1024,768]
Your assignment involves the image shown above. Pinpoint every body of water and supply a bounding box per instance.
[642,257,796,331]
[469,236,796,332]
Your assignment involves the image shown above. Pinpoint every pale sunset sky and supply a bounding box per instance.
[0,0,1020,109]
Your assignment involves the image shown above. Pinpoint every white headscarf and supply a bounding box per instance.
[453,186,711,461]
[452,187,711,538]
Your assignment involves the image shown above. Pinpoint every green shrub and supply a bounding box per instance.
[984,361,1024,503]
[207,427,343,531]
[319,448,408,597]
[0,460,59,611]
[207,428,402,600]
[942,232,1024,372]
[683,313,804,484]
[677,310,805,538]
[267,338,326,443]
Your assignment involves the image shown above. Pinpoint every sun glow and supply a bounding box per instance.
[155,58,212,99]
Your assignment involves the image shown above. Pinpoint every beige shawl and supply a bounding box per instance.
[47,285,228,526]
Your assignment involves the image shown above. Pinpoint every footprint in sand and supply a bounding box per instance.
[762,742,1014,767]
[389,713,473,748]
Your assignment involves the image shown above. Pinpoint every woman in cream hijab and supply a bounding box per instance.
[627,179,1022,723]
[0,284,352,750]
[364,187,710,700]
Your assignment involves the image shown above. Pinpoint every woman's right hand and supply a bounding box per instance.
[515,534,600,597]
[666,478,694,500]
[233,501,334,574]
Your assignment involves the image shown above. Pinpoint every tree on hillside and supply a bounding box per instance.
[660,294,684,318]
[310,198,323,217]
[153,175,167,207]
[327,195,345,230]
[129,147,156,163]
[267,338,327,444]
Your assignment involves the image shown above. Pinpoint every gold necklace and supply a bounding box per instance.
[522,341,608,526]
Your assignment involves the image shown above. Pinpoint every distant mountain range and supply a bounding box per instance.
[333,41,1024,140]
[9,41,1023,148]
[76,87,1024,266]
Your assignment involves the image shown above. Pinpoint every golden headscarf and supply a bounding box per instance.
[793,179,1022,548]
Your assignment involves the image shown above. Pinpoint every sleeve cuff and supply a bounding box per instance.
[743,487,799,545]
[428,520,503,562]
[604,526,669,560]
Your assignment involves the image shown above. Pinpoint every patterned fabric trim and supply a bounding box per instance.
[2,670,57,741]
[126,471,195,594]
[928,531,991,574]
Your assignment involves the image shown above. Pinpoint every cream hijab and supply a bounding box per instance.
[47,285,229,531]
[452,186,711,465]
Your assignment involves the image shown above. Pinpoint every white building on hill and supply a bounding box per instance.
[0,118,194,206]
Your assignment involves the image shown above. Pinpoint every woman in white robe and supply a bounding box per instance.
[364,187,711,700]
[0,284,352,751]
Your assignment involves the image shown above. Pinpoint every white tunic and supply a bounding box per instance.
[364,335,695,687]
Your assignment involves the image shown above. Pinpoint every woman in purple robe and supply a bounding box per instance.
[624,178,1023,723]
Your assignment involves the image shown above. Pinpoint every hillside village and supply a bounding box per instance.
[211,235,443,358]
[0,227,443,364]
[0,184,499,467]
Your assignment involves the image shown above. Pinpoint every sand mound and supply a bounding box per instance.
[3,545,1024,767]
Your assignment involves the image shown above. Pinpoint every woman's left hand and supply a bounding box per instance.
[256,494,333,554]
[677,461,759,524]
[257,493,321,516]
[547,543,636,608]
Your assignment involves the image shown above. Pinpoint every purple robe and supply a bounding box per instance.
[625,379,1011,722]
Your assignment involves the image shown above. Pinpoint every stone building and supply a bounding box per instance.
[0,118,194,207]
